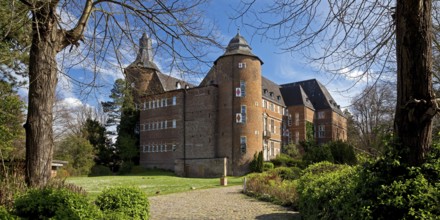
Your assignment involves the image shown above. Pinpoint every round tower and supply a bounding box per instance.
[125,33,161,103]
[214,33,263,176]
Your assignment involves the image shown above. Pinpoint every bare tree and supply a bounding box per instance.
[12,0,220,186]
[237,0,435,165]
[350,83,396,156]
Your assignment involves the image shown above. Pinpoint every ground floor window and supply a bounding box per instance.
[240,136,247,153]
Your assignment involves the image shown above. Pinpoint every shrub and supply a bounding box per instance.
[249,151,263,173]
[327,140,357,165]
[89,164,113,176]
[0,206,17,220]
[14,187,101,219]
[244,172,298,208]
[118,161,134,175]
[302,142,333,165]
[354,146,440,219]
[296,145,440,220]
[271,154,306,168]
[0,165,27,209]
[263,162,274,171]
[268,167,302,181]
[95,186,149,219]
[297,162,360,219]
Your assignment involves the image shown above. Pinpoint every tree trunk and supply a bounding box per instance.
[24,3,62,187]
[394,0,434,166]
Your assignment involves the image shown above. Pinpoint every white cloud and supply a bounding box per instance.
[58,97,83,108]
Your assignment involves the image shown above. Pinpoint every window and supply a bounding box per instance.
[172,145,177,151]
[270,142,274,156]
[162,99,166,107]
[288,114,292,126]
[318,125,325,138]
[271,119,275,133]
[152,100,156,109]
[263,116,267,132]
[172,119,176,128]
[172,96,177,105]
[158,121,162,130]
[262,100,267,108]
[270,103,274,111]
[318,111,325,119]
[142,145,146,152]
[241,105,247,123]
[176,82,181,89]
[148,101,151,109]
[157,99,160,108]
[162,121,166,129]
[240,136,247,153]
[240,81,246,97]
[165,120,168,129]
[295,113,300,126]
[238,62,246,68]
[295,131,299,144]
[164,98,168,107]
[143,102,146,110]
[147,145,151,152]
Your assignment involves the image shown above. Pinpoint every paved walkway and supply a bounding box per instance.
[149,185,300,220]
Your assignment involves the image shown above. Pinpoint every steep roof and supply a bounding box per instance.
[214,33,263,64]
[262,76,285,106]
[280,84,314,110]
[280,79,343,114]
[128,33,159,70]
[156,72,194,92]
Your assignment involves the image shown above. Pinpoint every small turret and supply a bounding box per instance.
[215,32,263,175]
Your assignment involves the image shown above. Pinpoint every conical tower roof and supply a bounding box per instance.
[128,33,159,70]
[214,32,263,64]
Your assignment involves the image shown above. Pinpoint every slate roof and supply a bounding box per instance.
[262,76,285,106]
[128,33,159,71]
[280,84,314,110]
[214,32,263,64]
[156,72,194,92]
[280,79,343,114]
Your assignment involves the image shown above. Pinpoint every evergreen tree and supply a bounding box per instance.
[82,118,116,170]
[0,81,25,161]
[102,79,139,173]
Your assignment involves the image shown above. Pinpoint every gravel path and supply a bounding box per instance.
[149,185,300,220]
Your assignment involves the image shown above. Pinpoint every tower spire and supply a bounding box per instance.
[129,32,159,70]
[136,33,153,64]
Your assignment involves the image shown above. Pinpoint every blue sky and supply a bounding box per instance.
[50,0,370,111]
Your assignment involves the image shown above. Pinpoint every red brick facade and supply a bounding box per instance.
[125,33,347,177]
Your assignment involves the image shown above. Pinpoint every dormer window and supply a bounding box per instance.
[263,89,268,94]
[277,95,281,101]
[176,82,181,89]
[185,85,189,89]
[269,92,274,97]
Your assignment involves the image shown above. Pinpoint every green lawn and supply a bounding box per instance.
[66,170,244,198]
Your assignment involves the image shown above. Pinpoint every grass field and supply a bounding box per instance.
[66,169,244,198]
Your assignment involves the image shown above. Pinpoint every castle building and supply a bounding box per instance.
[125,33,347,177]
